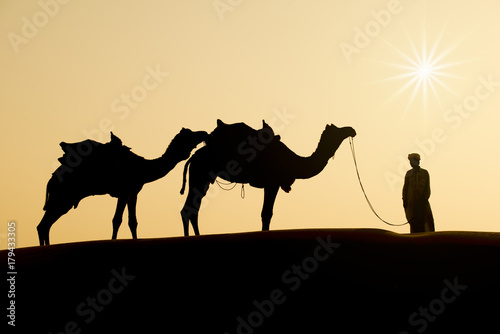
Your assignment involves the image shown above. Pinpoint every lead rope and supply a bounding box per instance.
[348,137,410,227]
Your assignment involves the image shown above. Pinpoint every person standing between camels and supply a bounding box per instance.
[402,153,435,233]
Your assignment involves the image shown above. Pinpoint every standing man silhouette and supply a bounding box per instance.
[402,153,435,233]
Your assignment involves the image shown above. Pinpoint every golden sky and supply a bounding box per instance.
[1,0,499,248]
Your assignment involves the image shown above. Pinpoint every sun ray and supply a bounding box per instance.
[422,18,427,67]
[400,76,423,120]
[382,38,420,68]
[432,71,468,81]
[365,58,417,72]
[432,57,487,73]
[403,26,423,66]
[427,17,450,66]
[377,74,421,112]
[362,71,415,86]
[426,74,443,106]
[429,27,476,67]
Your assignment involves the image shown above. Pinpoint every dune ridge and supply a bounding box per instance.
[4,228,500,333]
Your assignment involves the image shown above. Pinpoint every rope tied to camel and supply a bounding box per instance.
[215,179,245,199]
[348,137,410,227]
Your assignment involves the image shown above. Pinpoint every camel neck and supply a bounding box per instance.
[142,149,183,184]
[292,137,339,180]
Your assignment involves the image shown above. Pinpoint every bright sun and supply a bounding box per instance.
[368,21,474,122]
[417,63,432,79]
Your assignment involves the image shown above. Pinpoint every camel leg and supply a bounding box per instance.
[181,186,205,236]
[192,214,200,236]
[261,185,279,231]
[37,207,69,246]
[181,208,201,236]
[112,196,128,240]
[180,148,213,236]
[127,193,138,239]
[180,190,195,236]
[181,174,210,236]
[180,208,191,236]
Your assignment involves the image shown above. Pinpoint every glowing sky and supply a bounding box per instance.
[1,0,499,248]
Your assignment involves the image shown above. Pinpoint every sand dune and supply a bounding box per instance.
[4,228,500,333]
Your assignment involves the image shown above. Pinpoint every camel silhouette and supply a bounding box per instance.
[180,120,356,236]
[37,128,208,246]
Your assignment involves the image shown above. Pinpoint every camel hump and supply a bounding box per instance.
[57,139,102,165]
[55,132,130,170]
[59,139,100,156]
[208,120,282,154]
[211,120,279,140]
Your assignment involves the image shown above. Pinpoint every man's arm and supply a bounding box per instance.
[402,172,409,208]
[424,170,431,200]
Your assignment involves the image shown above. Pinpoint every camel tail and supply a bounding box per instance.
[180,157,192,195]
[42,182,50,211]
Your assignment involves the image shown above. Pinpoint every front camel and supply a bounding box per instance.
[180,119,356,236]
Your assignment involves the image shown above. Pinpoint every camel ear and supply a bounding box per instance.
[110,132,122,145]
[217,119,225,127]
[261,120,274,136]
[263,120,275,132]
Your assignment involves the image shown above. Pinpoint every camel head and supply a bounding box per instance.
[169,128,209,160]
[320,124,356,158]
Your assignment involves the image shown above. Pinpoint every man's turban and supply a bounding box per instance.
[408,153,421,161]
